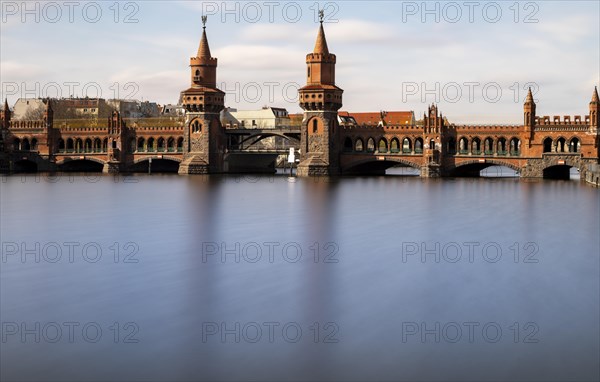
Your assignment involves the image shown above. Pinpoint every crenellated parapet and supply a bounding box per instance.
[535,115,589,126]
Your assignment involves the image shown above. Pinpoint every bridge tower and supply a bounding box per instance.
[178,16,226,174]
[590,86,599,160]
[297,13,343,176]
[522,87,536,154]
[422,104,443,177]
[103,110,124,173]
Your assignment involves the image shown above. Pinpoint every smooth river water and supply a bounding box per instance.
[1,173,598,381]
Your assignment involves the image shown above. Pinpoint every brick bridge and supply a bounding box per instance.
[1,18,598,179]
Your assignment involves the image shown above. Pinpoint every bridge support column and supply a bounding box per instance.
[178,155,210,174]
[420,164,441,178]
[102,162,121,174]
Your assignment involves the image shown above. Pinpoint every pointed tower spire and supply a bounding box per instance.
[589,86,599,129]
[314,23,329,55]
[591,86,599,103]
[197,15,211,58]
[525,87,535,103]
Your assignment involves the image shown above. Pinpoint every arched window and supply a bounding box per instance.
[66,138,74,152]
[390,138,400,153]
[75,139,83,153]
[157,138,165,152]
[569,138,580,153]
[366,137,375,153]
[543,138,552,153]
[472,138,481,154]
[147,138,155,152]
[58,139,65,153]
[192,120,201,133]
[403,138,412,153]
[22,138,30,151]
[497,138,507,155]
[94,138,102,152]
[414,138,423,153]
[429,139,435,150]
[177,137,184,152]
[355,138,364,152]
[167,138,175,152]
[484,138,493,155]
[378,138,388,153]
[13,138,21,150]
[138,138,145,152]
[31,138,38,151]
[103,138,108,152]
[556,138,566,153]
[459,137,468,154]
[343,137,352,152]
[510,138,520,155]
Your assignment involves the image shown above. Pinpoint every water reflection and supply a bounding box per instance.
[0,174,598,381]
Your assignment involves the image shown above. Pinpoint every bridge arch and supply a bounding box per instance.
[448,159,521,177]
[57,157,106,172]
[343,157,422,175]
[57,157,107,166]
[539,157,582,180]
[13,159,38,173]
[132,155,182,164]
[129,156,181,173]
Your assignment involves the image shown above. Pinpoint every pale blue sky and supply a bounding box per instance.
[1,0,598,123]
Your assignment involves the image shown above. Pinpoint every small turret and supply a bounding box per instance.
[524,87,536,130]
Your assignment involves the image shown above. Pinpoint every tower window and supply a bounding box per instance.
[308,67,310,78]
[312,119,318,133]
[193,121,202,133]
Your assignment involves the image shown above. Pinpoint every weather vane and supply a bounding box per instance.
[202,15,208,29]
[318,9,324,23]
